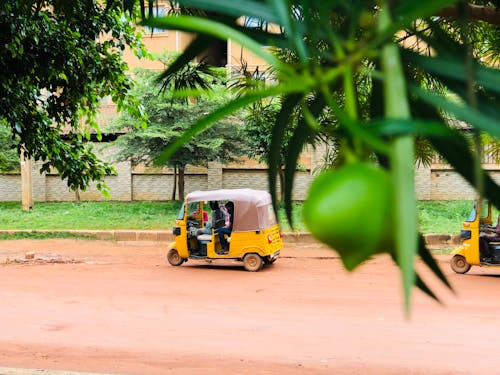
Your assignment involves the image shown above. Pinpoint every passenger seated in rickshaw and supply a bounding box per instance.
[189,208,208,224]
[217,201,234,252]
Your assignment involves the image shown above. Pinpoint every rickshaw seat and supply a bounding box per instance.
[197,234,212,243]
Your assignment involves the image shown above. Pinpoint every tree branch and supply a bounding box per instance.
[438,3,500,26]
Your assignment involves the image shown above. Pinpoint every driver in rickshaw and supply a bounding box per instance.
[196,200,226,236]
[485,214,500,243]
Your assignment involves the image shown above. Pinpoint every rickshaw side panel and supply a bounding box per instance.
[451,244,479,265]
[227,225,282,258]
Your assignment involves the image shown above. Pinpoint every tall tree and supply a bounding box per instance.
[0,1,145,193]
[138,0,500,310]
[112,69,245,200]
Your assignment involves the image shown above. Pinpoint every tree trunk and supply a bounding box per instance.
[171,166,177,201]
[178,167,185,201]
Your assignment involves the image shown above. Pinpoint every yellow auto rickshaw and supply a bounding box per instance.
[166,189,282,271]
[450,199,500,274]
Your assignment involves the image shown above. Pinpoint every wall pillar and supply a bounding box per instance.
[20,149,33,210]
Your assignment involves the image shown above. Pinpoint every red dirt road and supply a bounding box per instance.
[0,239,499,375]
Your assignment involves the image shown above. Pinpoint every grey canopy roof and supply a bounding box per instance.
[185,189,276,232]
[186,189,272,207]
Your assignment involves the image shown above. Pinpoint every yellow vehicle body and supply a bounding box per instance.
[166,189,282,272]
[450,199,500,274]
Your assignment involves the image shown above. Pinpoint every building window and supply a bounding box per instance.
[244,16,268,31]
[144,6,169,35]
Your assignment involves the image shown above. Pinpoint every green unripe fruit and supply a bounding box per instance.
[303,162,394,270]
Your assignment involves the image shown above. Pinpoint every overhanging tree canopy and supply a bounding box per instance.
[0,1,145,192]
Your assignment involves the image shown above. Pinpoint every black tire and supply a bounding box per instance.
[167,249,184,266]
[450,254,471,274]
[243,253,264,272]
[264,256,277,265]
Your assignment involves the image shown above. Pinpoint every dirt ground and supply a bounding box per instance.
[0,239,499,375]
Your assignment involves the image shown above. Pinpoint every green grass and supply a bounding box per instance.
[0,201,182,230]
[0,200,491,235]
[0,231,96,240]
[417,200,474,234]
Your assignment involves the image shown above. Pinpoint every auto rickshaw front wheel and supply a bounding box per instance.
[167,249,185,266]
[243,253,264,272]
[450,254,471,274]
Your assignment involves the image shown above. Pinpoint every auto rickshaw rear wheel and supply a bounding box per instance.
[167,249,184,266]
[243,253,264,272]
[450,254,471,274]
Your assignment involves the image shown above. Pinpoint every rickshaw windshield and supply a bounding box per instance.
[465,200,491,222]
[465,203,477,222]
[176,203,185,220]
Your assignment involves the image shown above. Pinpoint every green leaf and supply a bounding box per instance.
[429,132,500,210]
[141,15,283,69]
[371,0,459,48]
[404,51,500,96]
[418,235,453,291]
[409,91,500,211]
[412,86,500,138]
[177,0,279,24]
[283,94,324,227]
[268,94,302,215]
[368,118,455,137]
[156,35,217,90]
[393,0,459,27]
[268,0,307,60]
[415,273,441,303]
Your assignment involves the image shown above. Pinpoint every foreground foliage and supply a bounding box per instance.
[138,0,500,310]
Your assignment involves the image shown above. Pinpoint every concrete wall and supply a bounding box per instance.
[2,161,499,202]
[427,165,500,200]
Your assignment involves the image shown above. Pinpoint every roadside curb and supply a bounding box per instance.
[0,229,460,248]
[424,233,461,248]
